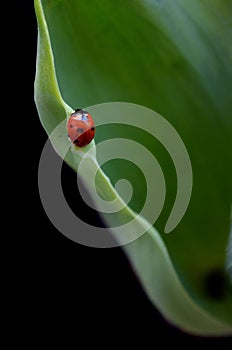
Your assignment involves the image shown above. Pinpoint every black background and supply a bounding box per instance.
[16,1,231,346]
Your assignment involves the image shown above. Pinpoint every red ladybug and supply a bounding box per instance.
[67,109,95,147]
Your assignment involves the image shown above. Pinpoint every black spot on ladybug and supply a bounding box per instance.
[77,128,84,133]
[74,139,79,144]
[69,124,74,128]
[91,126,95,131]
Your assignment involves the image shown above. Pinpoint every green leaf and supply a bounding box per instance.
[34,0,232,335]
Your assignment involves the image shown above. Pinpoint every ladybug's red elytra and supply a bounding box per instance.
[67,109,95,147]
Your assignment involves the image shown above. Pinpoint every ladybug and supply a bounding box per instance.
[67,109,95,147]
